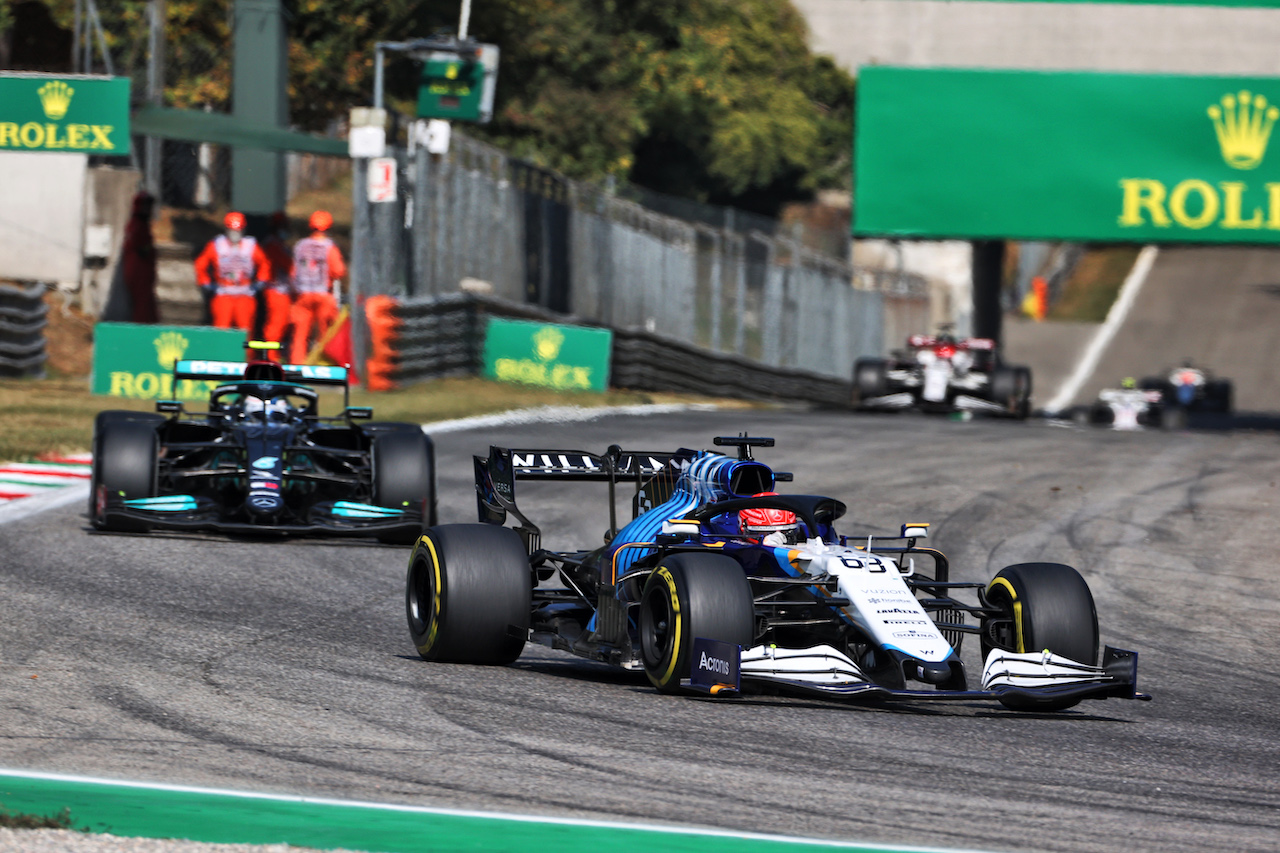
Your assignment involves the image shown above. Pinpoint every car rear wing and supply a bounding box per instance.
[474,444,692,552]
[172,360,350,387]
[172,360,352,409]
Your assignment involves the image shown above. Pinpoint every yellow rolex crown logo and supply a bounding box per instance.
[446,64,459,80]
[1207,90,1279,170]
[154,331,189,370]
[37,80,74,120]
[533,326,565,361]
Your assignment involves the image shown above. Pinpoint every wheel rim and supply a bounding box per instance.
[640,582,674,670]
[407,553,435,637]
[982,585,1018,655]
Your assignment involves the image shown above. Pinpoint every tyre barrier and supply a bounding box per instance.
[0,281,48,379]
[369,292,853,406]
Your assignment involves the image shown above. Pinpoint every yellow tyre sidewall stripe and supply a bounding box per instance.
[655,566,683,687]
[412,534,445,655]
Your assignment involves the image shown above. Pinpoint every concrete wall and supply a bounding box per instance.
[792,0,1280,76]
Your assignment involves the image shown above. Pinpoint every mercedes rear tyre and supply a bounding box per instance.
[90,412,163,532]
[406,524,531,665]
[371,424,437,544]
[639,552,755,694]
[982,562,1099,711]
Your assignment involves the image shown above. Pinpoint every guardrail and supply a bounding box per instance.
[0,282,48,378]
[364,292,853,406]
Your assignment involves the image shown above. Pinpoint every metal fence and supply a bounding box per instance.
[351,134,927,382]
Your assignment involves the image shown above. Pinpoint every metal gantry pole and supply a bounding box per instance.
[146,0,166,197]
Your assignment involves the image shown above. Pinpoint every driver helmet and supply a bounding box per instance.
[242,395,291,421]
[739,492,802,545]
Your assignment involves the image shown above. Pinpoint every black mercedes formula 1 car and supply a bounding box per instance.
[90,355,435,542]
[405,434,1148,712]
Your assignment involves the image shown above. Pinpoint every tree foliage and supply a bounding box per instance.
[17,0,852,210]
[468,0,853,209]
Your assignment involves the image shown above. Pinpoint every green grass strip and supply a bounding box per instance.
[0,770,972,853]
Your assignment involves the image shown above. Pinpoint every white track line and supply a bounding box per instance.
[420,402,720,434]
[1044,244,1159,415]
[0,481,89,525]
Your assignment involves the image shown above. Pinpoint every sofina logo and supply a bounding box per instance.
[533,326,565,361]
[37,81,74,120]
[154,331,189,369]
[1119,86,1280,233]
[1208,90,1279,170]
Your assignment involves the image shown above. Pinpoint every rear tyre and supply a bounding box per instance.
[639,552,755,694]
[990,366,1032,418]
[1205,380,1233,414]
[90,412,163,532]
[371,423,437,544]
[406,524,531,665]
[852,358,888,407]
[982,562,1099,711]
[1160,406,1187,431]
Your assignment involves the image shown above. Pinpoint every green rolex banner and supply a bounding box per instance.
[482,318,612,392]
[0,73,131,155]
[854,67,1280,244]
[92,324,247,398]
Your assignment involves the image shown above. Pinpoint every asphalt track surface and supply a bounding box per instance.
[1076,245,1280,413]
[3,403,1280,853]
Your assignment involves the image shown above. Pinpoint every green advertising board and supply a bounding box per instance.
[482,318,612,392]
[854,67,1280,244]
[92,324,247,398]
[417,53,485,122]
[0,73,131,155]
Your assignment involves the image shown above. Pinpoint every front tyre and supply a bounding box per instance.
[982,562,1099,711]
[639,553,754,694]
[406,524,531,665]
[90,412,163,532]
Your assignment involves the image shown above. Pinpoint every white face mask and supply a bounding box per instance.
[227,229,243,243]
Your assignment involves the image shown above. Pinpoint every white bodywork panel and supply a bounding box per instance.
[786,539,954,663]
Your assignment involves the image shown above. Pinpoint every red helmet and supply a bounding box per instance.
[224,211,246,231]
[309,210,333,232]
[739,493,800,543]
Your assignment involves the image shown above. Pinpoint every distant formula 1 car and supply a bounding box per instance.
[1141,363,1232,415]
[91,351,435,542]
[853,330,1032,419]
[1077,384,1171,431]
[405,434,1148,712]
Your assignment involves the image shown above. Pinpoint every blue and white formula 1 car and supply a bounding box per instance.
[406,435,1148,712]
[91,352,435,542]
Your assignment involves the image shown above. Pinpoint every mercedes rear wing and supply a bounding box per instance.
[172,360,350,387]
